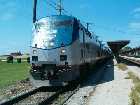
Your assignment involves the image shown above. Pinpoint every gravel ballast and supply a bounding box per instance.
[0,79,33,102]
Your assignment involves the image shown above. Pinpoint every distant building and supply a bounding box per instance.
[10,52,22,56]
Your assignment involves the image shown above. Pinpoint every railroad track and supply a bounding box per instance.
[52,59,112,105]
[0,87,41,105]
[0,86,63,105]
[0,59,111,105]
[51,85,80,105]
[120,56,140,66]
[0,84,80,105]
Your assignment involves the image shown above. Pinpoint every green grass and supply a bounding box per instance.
[0,61,30,88]
[127,72,140,105]
[116,63,128,71]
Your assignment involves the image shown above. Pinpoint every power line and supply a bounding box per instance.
[45,0,139,39]
[45,1,139,47]
[45,0,57,10]
[46,0,72,16]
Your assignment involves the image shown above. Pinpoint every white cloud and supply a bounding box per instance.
[129,22,140,29]
[133,13,140,19]
[130,7,140,19]
[129,7,140,34]
[133,7,140,13]
[129,22,140,33]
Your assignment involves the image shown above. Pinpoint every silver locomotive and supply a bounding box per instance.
[30,0,111,87]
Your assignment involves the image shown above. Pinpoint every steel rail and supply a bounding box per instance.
[0,87,42,105]
[38,90,62,105]
[120,56,140,66]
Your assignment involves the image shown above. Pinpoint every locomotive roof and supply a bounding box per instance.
[36,15,76,23]
[35,15,102,48]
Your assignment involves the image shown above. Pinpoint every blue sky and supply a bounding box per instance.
[0,0,140,55]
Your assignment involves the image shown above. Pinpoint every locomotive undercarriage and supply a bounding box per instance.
[30,63,79,87]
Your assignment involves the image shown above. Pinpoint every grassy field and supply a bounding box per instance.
[0,61,30,88]
[126,72,140,105]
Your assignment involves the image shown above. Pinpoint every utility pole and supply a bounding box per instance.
[33,0,37,23]
[57,0,63,15]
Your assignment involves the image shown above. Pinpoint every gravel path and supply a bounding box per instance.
[65,59,134,105]
[65,60,113,105]
[87,66,133,105]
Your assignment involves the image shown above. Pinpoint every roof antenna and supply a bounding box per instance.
[86,22,93,31]
[57,0,64,15]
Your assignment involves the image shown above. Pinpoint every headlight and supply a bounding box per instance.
[50,42,54,46]
[33,50,37,54]
[61,49,66,53]
[33,70,37,72]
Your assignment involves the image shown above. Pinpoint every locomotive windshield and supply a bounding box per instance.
[32,16,74,49]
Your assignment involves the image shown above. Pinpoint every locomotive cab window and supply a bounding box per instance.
[60,55,67,61]
[32,56,38,61]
